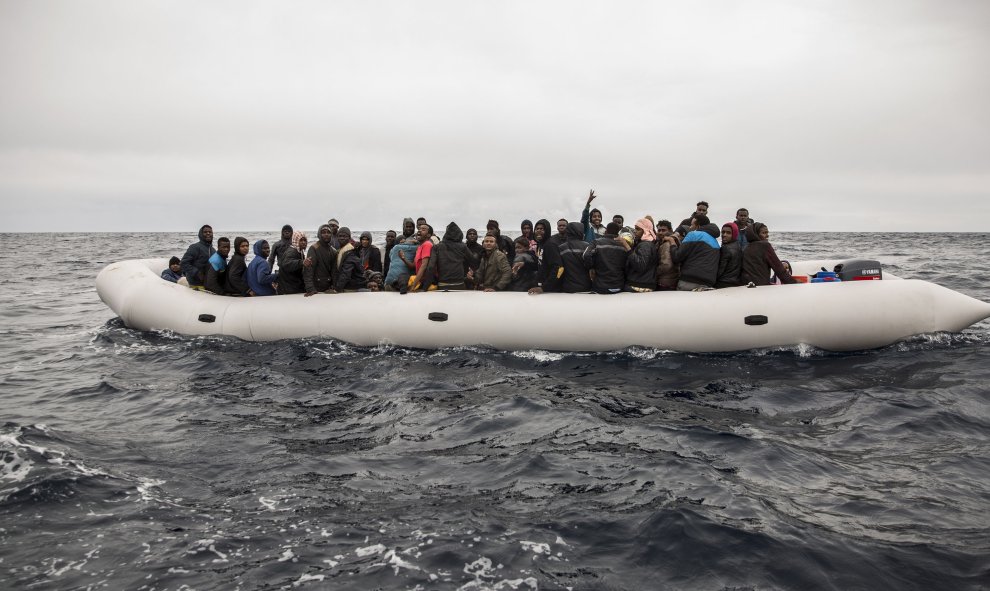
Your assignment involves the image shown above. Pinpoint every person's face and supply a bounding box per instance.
[466,229,478,243]
[735,210,749,225]
[418,224,430,240]
[218,242,230,258]
[556,220,567,234]
[613,216,623,226]
[360,236,370,248]
[487,225,499,236]
[759,226,769,241]
[696,204,708,215]
[281,228,292,240]
[169,262,181,273]
[238,241,250,256]
[261,243,271,258]
[386,232,396,245]
[721,227,733,243]
[522,223,532,236]
[635,227,644,240]
[337,233,351,245]
[320,227,332,242]
[328,223,339,234]
[403,221,414,235]
[298,237,308,251]
[482,236,496,251]
[591,211,602,225]
[202,227,213,242]
[514,242,527,254]
[657,226,671,238]
[534,224,546,241]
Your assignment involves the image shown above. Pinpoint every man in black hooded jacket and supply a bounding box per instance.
[430,222,475,290]
[582,222,627,294]
[304,224,338,296]
[268,224,293,270]
[540,221,592,293]
[180,225,215,287]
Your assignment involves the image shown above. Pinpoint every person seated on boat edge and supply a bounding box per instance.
[465,228,483,274]
[532,219,551,262]
[624,218,659,293]
[510,236,540,292]
[355,231,383,275]
[671,215,720,291]
[382,230,397,278]
[225,237,253,296]
[517,219,537,252]
[474,233,511,292]
[431,222,474,290]
[365,270,383,291]
[485,220,515,264]
[401,218,416,240]
[276,232,308,295]
[655,219,680,291]
[552,218,569,247]
[304,224,338,296]
[385,235,420,292]
[335,228,370,292]
[534,221,592,294]
[409,224,436,292]
[204,238,231,295]
[580,189,607,243]
[679,201,710,231]
[267,224,293,270]
[735,208,753,250]
[582,222,627,294]
[325,218,342,249]
[247,239,279,296]
[161,256,183,283]
[415,217,440,245]
[179,224,215,289]
[741,223,796,286]
[771,260,793,285]
[715,222,743,288]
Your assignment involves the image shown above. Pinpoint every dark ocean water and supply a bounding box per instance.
[1,231,988,590]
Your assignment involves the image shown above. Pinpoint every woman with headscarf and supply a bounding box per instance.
[741,223,795,286]
[276,231,308,294]
[715,222,743,288]
[624,218,658,292]
[355,231,383,274]
[224,237,253,296]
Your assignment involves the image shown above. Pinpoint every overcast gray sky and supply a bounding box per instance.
[2,0,988,232]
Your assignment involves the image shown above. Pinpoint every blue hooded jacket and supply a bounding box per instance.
[247,240,278,296]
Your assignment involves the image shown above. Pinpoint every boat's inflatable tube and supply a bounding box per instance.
[96,259,990,352]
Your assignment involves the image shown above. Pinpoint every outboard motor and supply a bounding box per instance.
[833,259,882,281]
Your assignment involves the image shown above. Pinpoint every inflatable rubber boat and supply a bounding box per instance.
[96,258,990,352]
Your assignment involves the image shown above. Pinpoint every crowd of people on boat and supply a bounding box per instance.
[164,191,796,296]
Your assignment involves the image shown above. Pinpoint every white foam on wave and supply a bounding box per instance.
[511,350,566,363]
[355,543,386,557]
[293,573,325,586]
[519,541,550,555]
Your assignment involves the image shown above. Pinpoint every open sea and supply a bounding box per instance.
[1,231,988,591]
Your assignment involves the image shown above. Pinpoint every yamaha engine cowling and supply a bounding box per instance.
[834,259,882,281]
